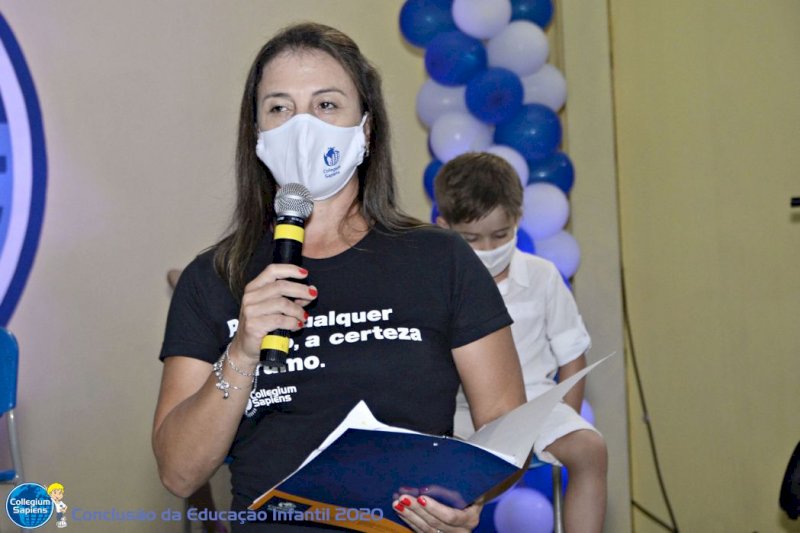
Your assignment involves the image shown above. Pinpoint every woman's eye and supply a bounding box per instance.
[269,105,287,113]
[319,101,338,111]
[494,233,508,240]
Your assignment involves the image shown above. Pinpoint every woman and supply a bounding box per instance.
[153,22,525,532]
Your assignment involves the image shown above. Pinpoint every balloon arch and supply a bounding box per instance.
[400,0,580,282]
[399,1,591,530]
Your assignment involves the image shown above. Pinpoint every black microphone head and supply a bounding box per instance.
[275,183,313,220]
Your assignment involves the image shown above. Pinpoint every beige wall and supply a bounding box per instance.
[0,1,632,531]
[610,0,800,531]
[559,1,630,531]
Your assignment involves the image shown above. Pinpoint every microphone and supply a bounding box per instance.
[261,183,314,367]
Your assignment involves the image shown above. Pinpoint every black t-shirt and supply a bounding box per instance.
[160,224,512,514]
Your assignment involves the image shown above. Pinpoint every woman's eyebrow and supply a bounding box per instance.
[261,91,290,100]
[312,87,346,97]
[260,87,345,102]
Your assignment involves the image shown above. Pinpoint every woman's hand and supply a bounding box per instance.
[232,264,317,362]
[392,494,482,533]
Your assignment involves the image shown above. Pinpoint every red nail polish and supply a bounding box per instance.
[297,321,304,328]
[417,497,427,507]
[298,267,308,276]
[401,497,412,507]
[394,503,404,512]
[308,287,318,297]
[304,311,309,320]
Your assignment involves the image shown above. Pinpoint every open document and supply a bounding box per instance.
[248,354,613,532]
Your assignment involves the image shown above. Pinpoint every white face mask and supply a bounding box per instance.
[474,233,517,277]
[256,113,368,201]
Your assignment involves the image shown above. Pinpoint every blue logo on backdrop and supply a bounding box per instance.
[323,146,340,168]
[5,483,54,529]
[0,14,47,327]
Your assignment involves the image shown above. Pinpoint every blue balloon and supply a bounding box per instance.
[399,0,457,48]
[527,151,574,193]
[475,464,566,533]
[423,159,443,200]
[580,399,595,425]
[494,103,561,160]
[425,31,487,86]
[494,488,554,533]
[511,0,554,28]
[466,68,524,124]
[430,202,440,223]
[516,227,535,254]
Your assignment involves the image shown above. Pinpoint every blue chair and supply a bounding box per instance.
[0,327,24,486]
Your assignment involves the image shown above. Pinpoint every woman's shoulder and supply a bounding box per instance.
[183,246,216,274]
[370,223,471,258]
[174,245,225,290]
[374,223,462,247]
[368,224,483,275]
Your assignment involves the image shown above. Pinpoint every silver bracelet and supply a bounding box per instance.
[226,344,258,377]
[212,344,254,399]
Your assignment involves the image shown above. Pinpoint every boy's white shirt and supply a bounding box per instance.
[456,249,591,408]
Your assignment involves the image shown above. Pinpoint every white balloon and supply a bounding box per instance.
[520,182,569,240]
[416,79,468,128]
[494,488,554,533]
[430,112,494,163]
[452,0,512,40]
[485,145,529,187]
[521,63,567,111]
[535,230,581,278]
[487,20,549,77]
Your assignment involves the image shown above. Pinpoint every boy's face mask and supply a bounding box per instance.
[473,233,517,277]
[256,113,368,201]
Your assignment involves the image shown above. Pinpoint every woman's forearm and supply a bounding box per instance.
[152,354,254,497]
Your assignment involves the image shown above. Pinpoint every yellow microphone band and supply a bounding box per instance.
[261,335,289,353]
[274,224,305,243]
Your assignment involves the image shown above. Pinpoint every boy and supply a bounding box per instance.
[47,482,67,528]
[435,152,607,532]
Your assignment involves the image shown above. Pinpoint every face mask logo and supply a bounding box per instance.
[256,114,368,201]
[323,147,340,169]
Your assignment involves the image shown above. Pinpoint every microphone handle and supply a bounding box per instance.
[261,214,306,367]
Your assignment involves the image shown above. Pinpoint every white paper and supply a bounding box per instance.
[467,354,614,467]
